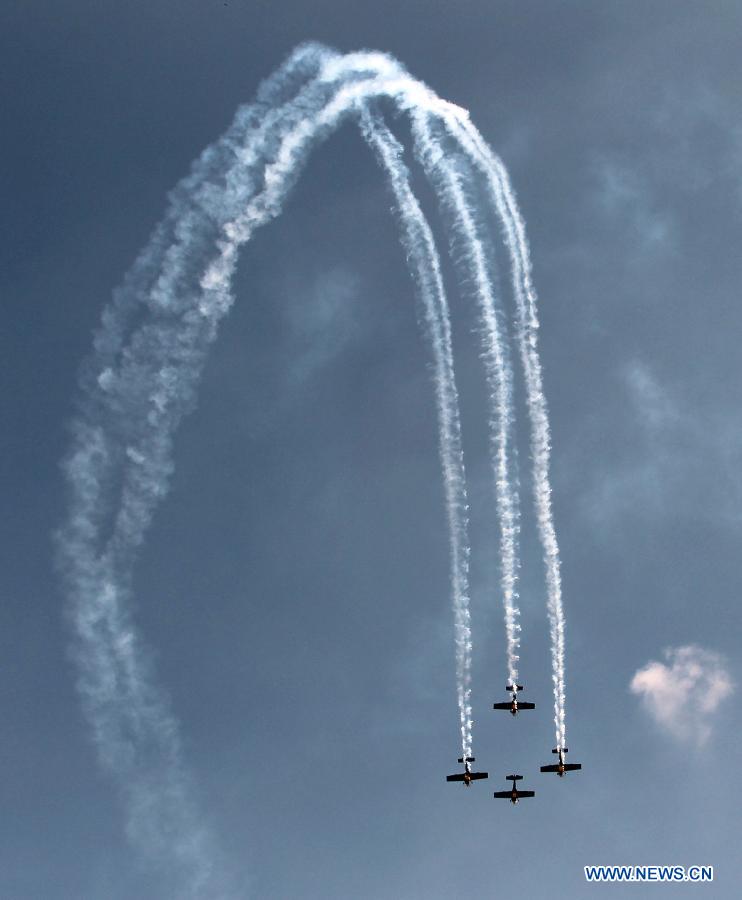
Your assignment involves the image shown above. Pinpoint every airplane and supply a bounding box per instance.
[493,774,535,804]
[493,684,535,716]
[446,757,488,786]
[540,747,582,777]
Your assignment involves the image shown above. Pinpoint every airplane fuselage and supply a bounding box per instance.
[553,748,566,775]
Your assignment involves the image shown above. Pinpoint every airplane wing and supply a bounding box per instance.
[493,702,512,710]
[469,772,488,781]
[518,702,535,710]
[446,773,465,782]
[515,790,535,798]
[540,764,560,773]
[493,791,512,799]
[563,763,582,772]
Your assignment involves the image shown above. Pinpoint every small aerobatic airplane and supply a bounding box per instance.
[540,747,582,777]
[493,774,535,804]
[493,684,535,716]
[446,757,488,786]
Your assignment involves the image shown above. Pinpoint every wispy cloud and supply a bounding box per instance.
[622,360,679,432]
[580,359,742,528]
[578,360,680,524]
[630,645,734,746]
[591,158,675,252]
[282,265,363,385]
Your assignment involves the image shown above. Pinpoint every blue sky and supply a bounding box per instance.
[2,2,741,897]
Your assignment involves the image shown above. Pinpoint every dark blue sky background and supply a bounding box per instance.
[2,2,741,897]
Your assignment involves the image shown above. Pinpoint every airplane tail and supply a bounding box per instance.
[506,685,523,692]
[506,774,523,781]
[552,747,568,754]
[458,757,475,763]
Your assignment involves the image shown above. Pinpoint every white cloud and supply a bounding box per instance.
[630,645,734,746]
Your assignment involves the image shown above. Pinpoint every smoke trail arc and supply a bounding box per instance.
[441,131,568,749]
[410,114,522,691]
[359,107,473,756]
[57,43,566,893]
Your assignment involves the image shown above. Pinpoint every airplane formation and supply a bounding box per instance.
[447,684,582,805]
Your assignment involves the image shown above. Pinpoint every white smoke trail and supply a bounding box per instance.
[314,48,563,747]
[439,119,568,748]
[55,47,339,898]
[58,45,565,890]
[359,108,473,756]
[344,65,566,746]
[409,113,522,692]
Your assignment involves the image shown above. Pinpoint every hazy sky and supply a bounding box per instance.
[2,2,741,897]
